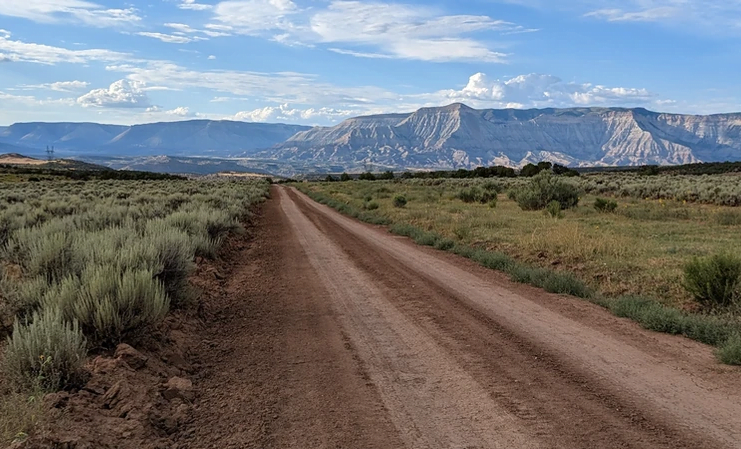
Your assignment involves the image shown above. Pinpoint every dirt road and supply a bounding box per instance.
[185,186,741,449]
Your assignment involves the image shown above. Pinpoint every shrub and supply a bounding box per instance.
[683,253,741,310]
[340,172,352,182]
[511,171,580,211]
[488,197,498,208]
[594,198,618,213]
[717,334,741,365]
[144,222,197,307]
[4,228,78,282]
[358,172,376,181]
[364,201,380,211]
[3,310,87,391]
[520,163,542,177]
[457,187,496,204]
[50,267,169,347]
[393,195,408,208]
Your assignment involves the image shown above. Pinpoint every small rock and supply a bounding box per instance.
[91,356,123,375]
[102,380,131,409]
[45,391,71,409]
[162,377,194,402]
[114,343,148,370]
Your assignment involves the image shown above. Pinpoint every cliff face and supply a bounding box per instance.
[268,104,741,168]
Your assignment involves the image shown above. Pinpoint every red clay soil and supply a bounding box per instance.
[13,185,741,448]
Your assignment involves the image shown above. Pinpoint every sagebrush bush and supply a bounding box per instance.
[3,310,87,391]
[594,197,618,213]
[511,171,580,211]
[144,221,196,307]
[393,195,408,208]
[717,334,741,365]
[683,254,741,310]
[456,187,496,204]
[4,228,78,282]
[54,267,169,347]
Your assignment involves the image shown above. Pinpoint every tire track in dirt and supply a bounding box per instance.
[281,186,741,449]
[280,188,545,449]
[185,189,401,449]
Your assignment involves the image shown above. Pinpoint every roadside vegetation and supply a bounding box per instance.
[296,167,741,365]
[0,175,269,444]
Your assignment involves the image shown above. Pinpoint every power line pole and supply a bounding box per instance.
[46,145,54,161]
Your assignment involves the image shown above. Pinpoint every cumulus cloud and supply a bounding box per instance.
[208,55,216,60]
[432,73,654,108]
[166,106,194,117]
[0,0,140,27]
[77,79,150,108]
[232,103,356,123]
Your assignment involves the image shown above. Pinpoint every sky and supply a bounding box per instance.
[0,0,740,126]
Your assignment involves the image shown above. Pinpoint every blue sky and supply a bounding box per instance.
[0,0,740,125]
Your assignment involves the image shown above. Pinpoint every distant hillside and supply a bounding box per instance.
[0,153,109,171]
[265,103,741,170]
[0,121,310,158]
[79,155,338,177]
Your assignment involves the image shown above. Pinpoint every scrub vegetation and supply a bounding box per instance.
[0,176,269,444]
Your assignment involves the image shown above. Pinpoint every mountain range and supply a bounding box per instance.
[2,104,740,174]
[269,104,741,169]
[0,121,310,158]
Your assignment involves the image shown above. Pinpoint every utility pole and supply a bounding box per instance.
[46,145,54,161]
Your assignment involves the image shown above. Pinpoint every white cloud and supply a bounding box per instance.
[106,61,396,107]
[179,0,213,10]
[165,106,196,117]
[210,0,519,62]
[164,23,197,33]
[307,1,514,62]
[77,79,150,108]
[500,1,741,34]
[0,34,131,65]
[21,80,90,91]
[0,0,140,27]
[208,55,216,60]
[213,0,297,34]
[420,73,655,109]
[136,32,206,44]
[232,103,356,124]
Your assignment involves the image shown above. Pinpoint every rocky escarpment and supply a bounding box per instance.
[266,103,741,169]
